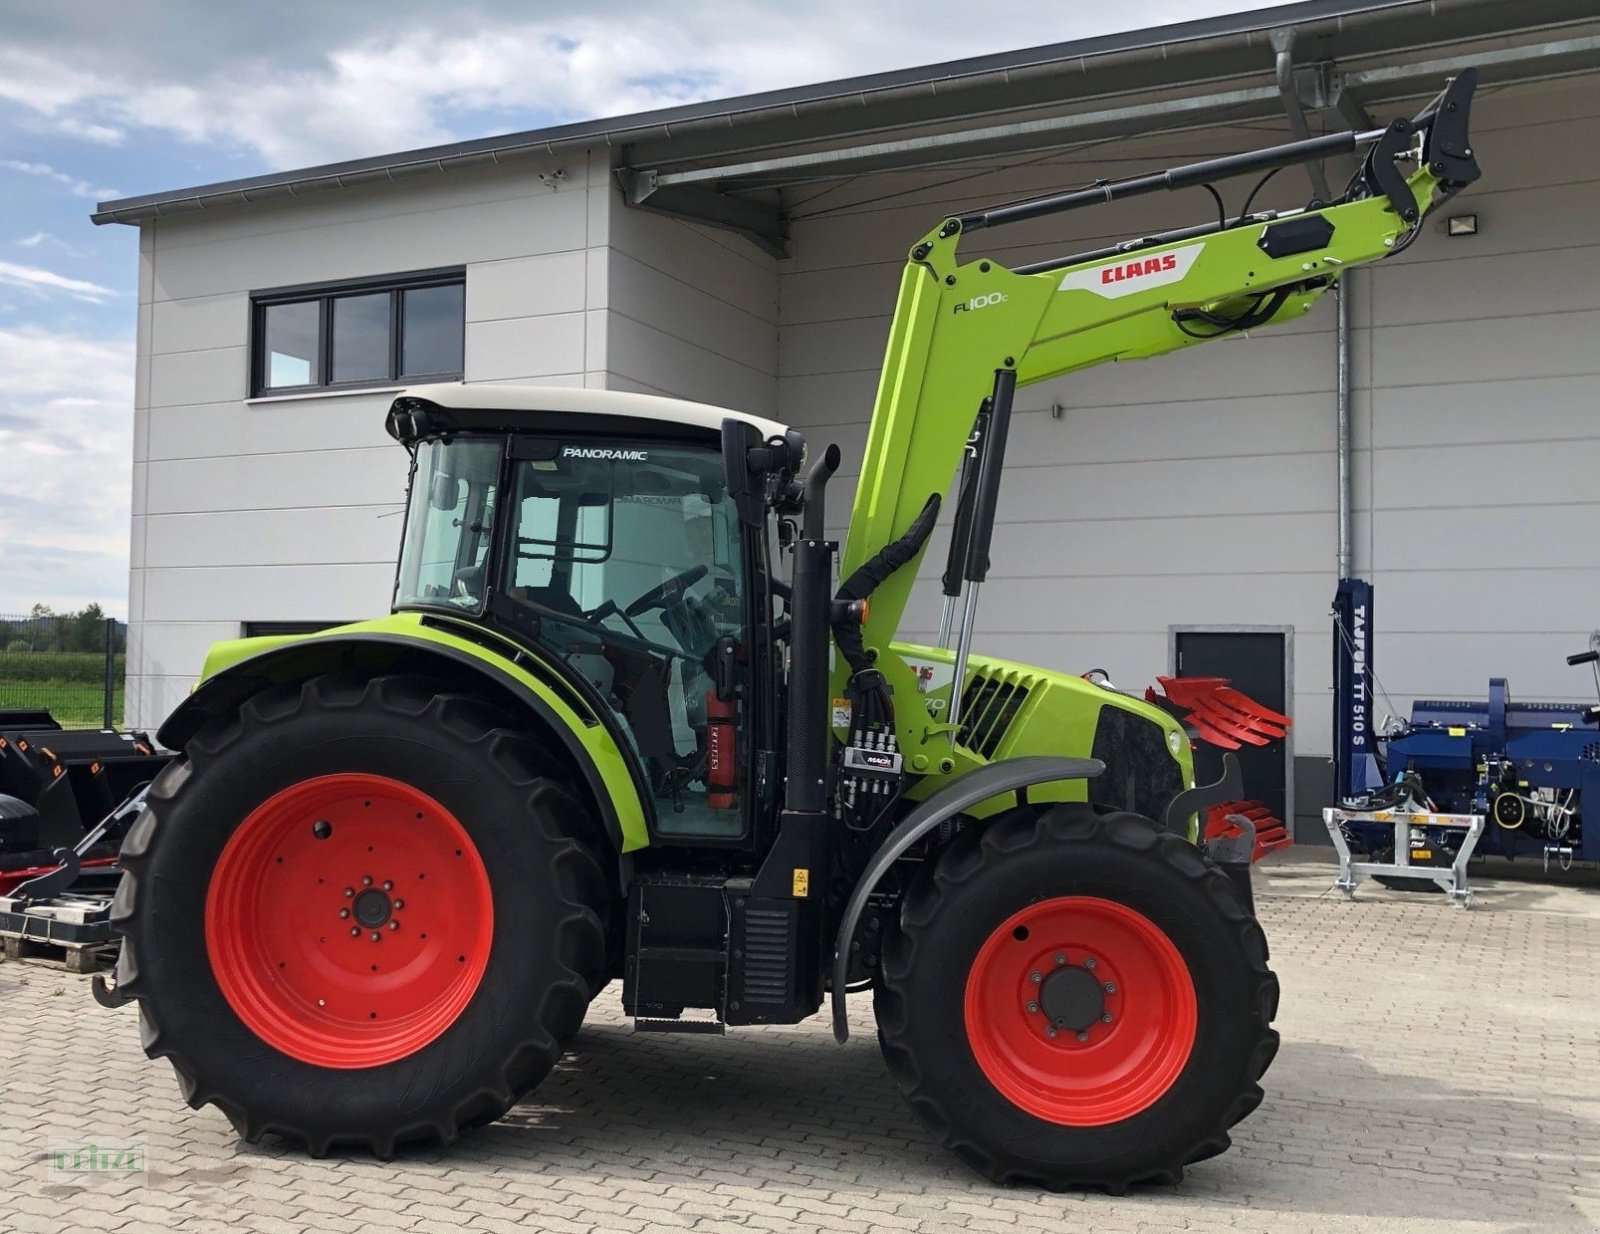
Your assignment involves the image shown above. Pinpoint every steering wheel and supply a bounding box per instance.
[624,564,708,618]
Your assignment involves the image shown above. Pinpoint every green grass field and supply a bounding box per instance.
[0,653,125,729]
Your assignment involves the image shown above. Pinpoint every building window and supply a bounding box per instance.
[250,268,465,396]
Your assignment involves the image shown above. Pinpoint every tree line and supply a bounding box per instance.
[1,604,124,655]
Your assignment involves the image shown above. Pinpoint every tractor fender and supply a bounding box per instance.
[155,629,651,858]
[830,755,1102,1042]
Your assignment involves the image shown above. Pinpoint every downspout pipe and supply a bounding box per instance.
[1336,273,1354,579]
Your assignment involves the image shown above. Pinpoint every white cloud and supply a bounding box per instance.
[0,260,116,303]
[50,116,125,145]
[0,157,118,200]
[0,1,1299,173]
[0,326,133,616]
[15,231,91,258]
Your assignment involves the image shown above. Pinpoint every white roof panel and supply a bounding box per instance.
[398,383,789,443]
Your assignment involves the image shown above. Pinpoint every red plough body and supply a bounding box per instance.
[1143,675,1295,863]
[1145,676,1291,749]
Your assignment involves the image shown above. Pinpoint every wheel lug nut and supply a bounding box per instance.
[1026,1001,1039,1013]
[1102,1013,1114,1024]
[362,876,373,887]
[1084,957,1097,970]
[350,928,360,937]
[1104,982,1117,994]
[1046,1027,1058,1038]
[1076,1031,1089,1042]
[318,999,326,1007]
[339,909,350,919]
[1054,953,1066,966]
[1029,971,1042,984]
[383,881,393,891]
[371,932,382,942]
[388,921,399,931]
[343,888,354,898]
[393,900,404,910]
[312,820,332,840]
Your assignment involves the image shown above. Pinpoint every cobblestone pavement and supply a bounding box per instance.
[2,852,1598,1234]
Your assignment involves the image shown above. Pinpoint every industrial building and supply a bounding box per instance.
[94,0,1600,837]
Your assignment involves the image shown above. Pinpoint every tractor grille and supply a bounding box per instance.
[1585,741,1600,763]
[1089,703,1185,822]
[740,908,792,1007]
[958,671,1036,758]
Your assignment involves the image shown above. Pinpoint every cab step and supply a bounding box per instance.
[633,1017,725,1035]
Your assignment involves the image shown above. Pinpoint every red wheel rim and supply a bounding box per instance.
[205,774,493,1069]
[963,896,1197,1126]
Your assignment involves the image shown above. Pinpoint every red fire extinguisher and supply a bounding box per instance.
[706,689,737,810]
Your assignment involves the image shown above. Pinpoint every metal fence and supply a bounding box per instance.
[0,612,126,729]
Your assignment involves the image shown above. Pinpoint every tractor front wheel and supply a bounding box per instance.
[111,674,609,1156]
[875,805,1279,1191]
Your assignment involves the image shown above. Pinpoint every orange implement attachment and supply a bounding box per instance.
[1145,676,1291,751]
[1205,802,1292,863]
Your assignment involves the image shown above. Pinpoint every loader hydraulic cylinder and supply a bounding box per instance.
[958,129,1374,231]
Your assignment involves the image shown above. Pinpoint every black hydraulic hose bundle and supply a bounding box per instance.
[832,492,942,726]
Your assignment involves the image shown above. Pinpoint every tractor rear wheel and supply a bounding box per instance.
[875,804,1278,1191]
[111,674,609,1156]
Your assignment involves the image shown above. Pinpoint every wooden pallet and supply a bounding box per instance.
[0,891,118,973]
[0,932,118,974]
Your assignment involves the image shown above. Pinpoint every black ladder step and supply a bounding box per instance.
[634,1018,726,1035]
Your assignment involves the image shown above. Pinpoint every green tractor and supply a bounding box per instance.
[106,73,1479,1188]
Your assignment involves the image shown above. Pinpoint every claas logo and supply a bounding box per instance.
[1101,253,1178,285]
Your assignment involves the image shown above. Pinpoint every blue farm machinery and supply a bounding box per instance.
[1329,578,1600,893]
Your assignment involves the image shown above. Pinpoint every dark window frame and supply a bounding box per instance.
[249,266,465,397]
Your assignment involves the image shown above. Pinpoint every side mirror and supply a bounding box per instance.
[428,473,461,511]
[721,418,765,528]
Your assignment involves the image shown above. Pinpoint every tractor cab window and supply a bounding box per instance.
[499,440,748,839]
[395,438,501,611]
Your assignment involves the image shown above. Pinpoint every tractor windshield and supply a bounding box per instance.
[395,437,502,611]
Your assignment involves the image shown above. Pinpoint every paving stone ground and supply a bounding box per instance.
[2,850,1598,1234]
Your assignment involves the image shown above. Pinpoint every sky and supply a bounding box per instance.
[0,0,1298,619]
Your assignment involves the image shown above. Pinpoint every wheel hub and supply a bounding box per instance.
[352,887,393,929]
[1038,963,1105,1033]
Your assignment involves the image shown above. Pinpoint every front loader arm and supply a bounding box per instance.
[840,71,1480,765]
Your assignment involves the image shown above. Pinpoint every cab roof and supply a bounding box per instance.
[391,383,788,444]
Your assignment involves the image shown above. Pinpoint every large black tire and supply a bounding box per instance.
[875,805,1279,1191]
[111,674,609,1157]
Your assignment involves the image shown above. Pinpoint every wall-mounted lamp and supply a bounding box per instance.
[1446,213,1479,237]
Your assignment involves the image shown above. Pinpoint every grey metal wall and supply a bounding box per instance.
[774,74,1600,761]
[604,203,779,415]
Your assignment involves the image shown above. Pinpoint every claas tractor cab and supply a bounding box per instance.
[106,72,1480,1189]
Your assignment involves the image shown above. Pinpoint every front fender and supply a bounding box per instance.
[157,614,650,853]
[830,755,1102,1042]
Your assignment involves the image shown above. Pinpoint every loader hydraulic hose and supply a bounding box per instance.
[833,491,942,727]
